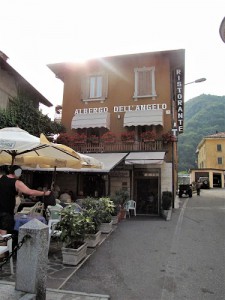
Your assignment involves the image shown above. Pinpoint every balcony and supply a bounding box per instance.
[72,140,168,153]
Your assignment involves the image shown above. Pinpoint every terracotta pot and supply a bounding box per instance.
[118,208,126,221]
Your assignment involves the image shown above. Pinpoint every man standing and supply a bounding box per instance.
[0,165,51,234]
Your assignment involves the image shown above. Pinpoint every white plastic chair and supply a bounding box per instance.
[0,234,13,274]
[17,201,44,216]
[47,204,63,250]
[125,200,136,218]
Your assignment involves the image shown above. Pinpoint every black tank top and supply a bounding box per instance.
[0,175,17,215]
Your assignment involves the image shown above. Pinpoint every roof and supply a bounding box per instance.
[197,132,225,150]
[0,51,52,107]
[48,48,185,82]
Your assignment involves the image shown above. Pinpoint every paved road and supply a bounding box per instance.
[61,189,225,300]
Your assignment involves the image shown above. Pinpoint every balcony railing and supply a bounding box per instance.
[72,140,168,153]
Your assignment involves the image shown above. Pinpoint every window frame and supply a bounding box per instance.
[217,144,222,151]
[133,66,156,99]
[81,72,108,102]
[217,157,223,164]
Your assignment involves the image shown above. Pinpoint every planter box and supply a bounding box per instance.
[100,220,113,233]
[85,231,101,248]
[111,215,118,225]
[62,242,87,266]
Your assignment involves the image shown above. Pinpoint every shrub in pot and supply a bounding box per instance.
[83,208,102,247]
[112,189,129,221]
[56,206,93,265]
[162,191,172,210]
[98,197,114,233]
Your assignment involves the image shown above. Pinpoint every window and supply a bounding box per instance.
[81,73,108,102]
[90,76,102,98]
[133,67,156,99]
[217,144,222,151]
[217,157,222,164]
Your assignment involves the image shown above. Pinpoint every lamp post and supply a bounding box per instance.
[185,78,206,85]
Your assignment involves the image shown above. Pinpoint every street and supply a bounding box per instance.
[61,189,225,300]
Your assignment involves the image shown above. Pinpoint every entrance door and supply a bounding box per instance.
[135,178,159,215]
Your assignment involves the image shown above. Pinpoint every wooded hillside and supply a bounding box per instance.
[178,94,225,171]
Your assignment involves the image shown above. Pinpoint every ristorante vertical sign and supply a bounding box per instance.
[176,68,184,133]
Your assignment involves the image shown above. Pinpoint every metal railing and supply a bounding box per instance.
[73,140,167,153]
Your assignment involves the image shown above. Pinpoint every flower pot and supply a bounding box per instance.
[85,231,101,248]
[99,220,113,233]
[118,208,126,221]
[62,242,88,266]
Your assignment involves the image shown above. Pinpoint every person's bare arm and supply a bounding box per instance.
[15,180,51,196]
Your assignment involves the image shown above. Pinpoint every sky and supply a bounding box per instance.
[0,0,225,119]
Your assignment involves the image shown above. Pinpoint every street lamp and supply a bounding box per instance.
[185,78,206,85]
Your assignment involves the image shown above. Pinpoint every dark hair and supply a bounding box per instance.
[0,165,9,175]
[9,165,22,175]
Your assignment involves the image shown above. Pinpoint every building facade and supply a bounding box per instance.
[190,132,225,188]
[48,49,185,215]
[0,51,52,109]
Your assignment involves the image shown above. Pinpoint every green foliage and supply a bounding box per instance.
[0,95,65,136]
[178,94,225,171]
[111,189,129,209]
[56,206,93,248]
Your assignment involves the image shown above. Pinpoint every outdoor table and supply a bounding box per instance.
[14,215,47,231]
[17,201,36,212]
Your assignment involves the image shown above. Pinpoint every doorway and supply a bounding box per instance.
[135,177,159,215]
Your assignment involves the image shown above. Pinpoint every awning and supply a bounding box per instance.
[71,112,110,129]
[124,110,163,127]
[125,152,165,165]
[23,153,128,173]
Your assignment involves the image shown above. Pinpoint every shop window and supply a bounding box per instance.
[81,73,108,102]
[133,67,156,99]
[217,157,222,164]
[217,144,222,151]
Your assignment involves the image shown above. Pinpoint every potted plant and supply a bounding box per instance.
[82,197,102,247]
[87,135,99,144]
[100,131,116,144]
[112,189,129,221]
[162,131,177,143]
[83,209,102,247]
[56,206,91,265]
[161,191,172,220]
[141,130,156,142]
[98,197,114,233]
[74,133,87,144]
[120,131,135,143]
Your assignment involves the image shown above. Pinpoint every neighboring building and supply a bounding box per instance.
[0,50,52,109]
[47,49,185,215]
[190,132,225,188]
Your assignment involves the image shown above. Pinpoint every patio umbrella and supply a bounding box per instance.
[0,127,82,168]
[40,134,104,169]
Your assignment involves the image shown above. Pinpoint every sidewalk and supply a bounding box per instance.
[0,227,114,299]
[0,281,110,300]
[0,210,179,299]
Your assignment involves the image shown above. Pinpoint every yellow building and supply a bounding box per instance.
[48,49,185,215]
[190,132,225,188]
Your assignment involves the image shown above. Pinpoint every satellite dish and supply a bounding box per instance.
[219,17,225,43]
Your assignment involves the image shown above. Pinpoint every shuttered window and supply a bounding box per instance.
[134,67,156,99]
[81,73,108,101]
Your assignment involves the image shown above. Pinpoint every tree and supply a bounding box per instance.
[0,95,65,136]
